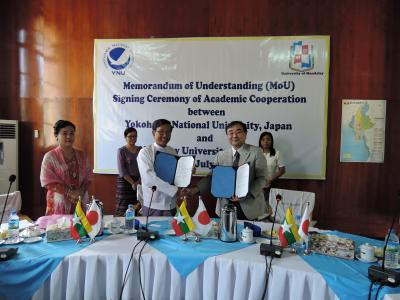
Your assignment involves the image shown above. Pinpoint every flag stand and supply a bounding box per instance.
[303,239,310,255]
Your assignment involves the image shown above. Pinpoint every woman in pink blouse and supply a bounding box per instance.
[40,120,93,215]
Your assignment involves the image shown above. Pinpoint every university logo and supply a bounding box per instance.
[289,41,314,72]
[103,44,133,75]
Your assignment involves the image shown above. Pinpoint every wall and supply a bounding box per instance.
[0,0,399,237]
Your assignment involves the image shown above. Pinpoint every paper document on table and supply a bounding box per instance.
[211,164,249,198]
[154,151,194,187]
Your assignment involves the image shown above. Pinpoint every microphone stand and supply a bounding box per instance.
[137,186,159,241]
[0,175,17,226]
[368,212,400,287]
[260,194,283,299]
[368,192,400,291]
[0,175,18,262]
[145,186,156,232]
[120,187,158,299]
[260,194,283,258]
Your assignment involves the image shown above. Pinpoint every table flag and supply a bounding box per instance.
[70,200,92,240]
[192,198,212,236]
[171,201,195,236]
[298,203,311,242]
[86,200,102,238]
[278,207,300,247]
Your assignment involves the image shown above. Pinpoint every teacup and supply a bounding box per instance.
[374,246,384,258]
[240,227,254,243]
[359,243,375,261]
[110,219,122,234]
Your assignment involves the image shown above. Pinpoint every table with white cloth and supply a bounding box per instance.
[24,217,399,300]
[26,216,336,300]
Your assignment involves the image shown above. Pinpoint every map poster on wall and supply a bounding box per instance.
[340,99,386,163]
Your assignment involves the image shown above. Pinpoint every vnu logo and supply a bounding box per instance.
[103,44,133,75]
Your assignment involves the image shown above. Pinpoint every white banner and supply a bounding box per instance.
[93,36,330,179]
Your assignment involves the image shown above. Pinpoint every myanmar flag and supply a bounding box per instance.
[170,201,196,236]
[278,207,301,247]
[70,200,93,240]
[171,207,190,236]
[179,201,195,232]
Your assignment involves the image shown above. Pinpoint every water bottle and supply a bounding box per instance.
[8,209,20,243]
[384,229,399,269]
[124,204,135,233]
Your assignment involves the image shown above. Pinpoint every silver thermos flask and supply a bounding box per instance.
[219,204,237,242]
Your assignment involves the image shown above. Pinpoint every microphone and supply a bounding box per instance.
[137,185,159,241]
[9,175,16,183]
[260,193,283,258]
[0,175,17,226]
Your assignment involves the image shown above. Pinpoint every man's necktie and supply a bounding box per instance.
[233,151,240,167]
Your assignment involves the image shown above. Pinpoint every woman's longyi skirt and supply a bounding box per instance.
[115,176,138,216]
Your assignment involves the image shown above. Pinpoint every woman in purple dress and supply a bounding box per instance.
[115,127,142,216]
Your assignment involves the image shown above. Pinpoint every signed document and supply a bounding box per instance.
[154,151,194,187]
[210,164,249,198]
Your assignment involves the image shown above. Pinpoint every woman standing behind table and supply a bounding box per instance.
[40,120,93,215]
[259,131,286,219]
[115,127,142,216]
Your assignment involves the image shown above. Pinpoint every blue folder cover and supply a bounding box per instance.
[211,166,236,198]
[154,152,178,184]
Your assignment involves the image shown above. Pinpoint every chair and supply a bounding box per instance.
[268,188,315,224]
[0,191,22,225]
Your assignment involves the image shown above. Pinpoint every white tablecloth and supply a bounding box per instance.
[32,217,340,300]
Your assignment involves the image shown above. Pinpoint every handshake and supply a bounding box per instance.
[179,186,200,198]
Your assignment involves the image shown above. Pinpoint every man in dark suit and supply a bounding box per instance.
[194,121,268,220]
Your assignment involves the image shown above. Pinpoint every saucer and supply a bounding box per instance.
[355,254,377,263]
[238,237,256,244]
[4,237,24,245]
[23,236,43,244]
[123,229,137,235]
[107,228,123,235]
[20,229,45,238]
[163,229,176,236]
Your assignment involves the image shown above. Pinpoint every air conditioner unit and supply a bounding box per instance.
[0,120,18,194]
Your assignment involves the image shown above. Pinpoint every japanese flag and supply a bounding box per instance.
[86,200,102,239]
[298,204,311,242]
[192,199,212,236]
